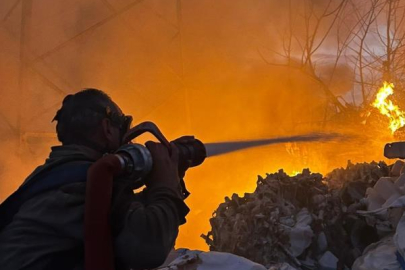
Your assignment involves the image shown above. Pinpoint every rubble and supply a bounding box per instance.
[326,161,389,189]
[201,160,405,269]
[202,169,327,268]
[318,251,338,270]
[156,249,269,270]
[352,237,400,270]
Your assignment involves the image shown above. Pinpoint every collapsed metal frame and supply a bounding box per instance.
[1,0,188,151]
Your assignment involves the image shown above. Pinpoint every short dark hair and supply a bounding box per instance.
[53,88,121,146]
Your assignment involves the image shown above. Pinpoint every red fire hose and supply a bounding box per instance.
[85,155,123,270]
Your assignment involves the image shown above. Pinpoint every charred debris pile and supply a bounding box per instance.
[202,161,405,269]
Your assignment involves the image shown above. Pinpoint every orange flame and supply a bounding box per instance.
[372,82,405,133]
[290,170,301,176]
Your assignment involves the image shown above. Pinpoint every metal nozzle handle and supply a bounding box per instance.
[122,121,171,152]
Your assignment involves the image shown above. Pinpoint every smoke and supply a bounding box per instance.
[0,0,394,251]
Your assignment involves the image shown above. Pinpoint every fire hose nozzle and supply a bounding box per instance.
[115,143,153,181]
[175,138,207,168]
[384,142,405,159]
[115,139,207,188]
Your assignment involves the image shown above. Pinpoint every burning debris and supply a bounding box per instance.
[201,160,405,269]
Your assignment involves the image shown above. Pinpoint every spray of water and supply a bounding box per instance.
[205,133,348,157]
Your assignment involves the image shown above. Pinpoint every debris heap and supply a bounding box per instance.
[202,161,392,269]
[327,161,389,188]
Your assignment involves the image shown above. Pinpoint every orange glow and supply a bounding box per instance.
[0,1,397,253]
[372,82,405,133]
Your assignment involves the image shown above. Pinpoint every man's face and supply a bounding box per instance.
[106,102,132,151]
[109,124,122,151]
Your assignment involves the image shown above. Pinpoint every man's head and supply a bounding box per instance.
[53,89,132,153]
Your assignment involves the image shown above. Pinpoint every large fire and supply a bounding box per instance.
[372,82,405,133]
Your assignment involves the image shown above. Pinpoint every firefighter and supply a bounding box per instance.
[0,89,190,270]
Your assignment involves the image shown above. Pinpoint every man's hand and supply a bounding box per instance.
[172,136,195,178]
[144,141,180,189]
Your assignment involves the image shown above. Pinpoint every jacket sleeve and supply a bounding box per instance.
[113,184,190,269]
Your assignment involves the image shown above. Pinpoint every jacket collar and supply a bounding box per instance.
[22,144,103,186]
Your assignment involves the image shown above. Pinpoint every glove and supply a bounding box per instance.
[144,141,180,190]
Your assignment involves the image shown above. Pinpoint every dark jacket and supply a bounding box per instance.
[0,145,189,270]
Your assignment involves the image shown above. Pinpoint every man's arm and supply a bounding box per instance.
[113,142,189,269]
